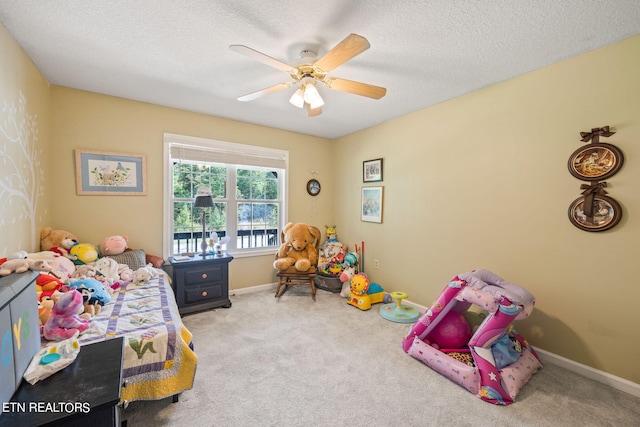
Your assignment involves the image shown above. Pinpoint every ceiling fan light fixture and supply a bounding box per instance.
[289,88,305,108]
[303,83,324,108]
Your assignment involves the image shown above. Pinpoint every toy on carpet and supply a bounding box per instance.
[379,291,420,324]
[42,290,90,341]
[402,269,542,405]
[427,310,471,349]
[346,273,387,310]
[273,222,321,272]
[100,235,128,256]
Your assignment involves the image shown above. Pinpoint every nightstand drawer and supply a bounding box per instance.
[184,283,223,304]
[184,265,223,285]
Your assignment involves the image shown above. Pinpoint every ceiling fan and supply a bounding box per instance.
[229,34,386,117]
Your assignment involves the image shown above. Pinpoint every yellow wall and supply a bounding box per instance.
[2,19,639,383]
[334,35,640,383]
[0,23,52,254]
[50,87,334,290]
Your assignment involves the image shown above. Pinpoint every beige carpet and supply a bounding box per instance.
[122,286,640,426]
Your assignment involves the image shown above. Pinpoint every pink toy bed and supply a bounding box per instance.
[402,269,542,405]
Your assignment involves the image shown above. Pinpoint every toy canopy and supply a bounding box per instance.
[402,269,542,405]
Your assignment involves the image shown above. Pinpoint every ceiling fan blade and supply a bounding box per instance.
[306,103,322,117]
[229,45,293,72]
[314,34,370,73]
[324,78,386,99]
[237,82,292,102]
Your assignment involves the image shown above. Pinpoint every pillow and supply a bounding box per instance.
[146,253,165,269]
[107,249,146,270]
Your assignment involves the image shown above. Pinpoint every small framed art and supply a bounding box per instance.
[75,149,147,195]
[361,186,383,223]
[567,143,624,181]
[363,158,383,182]
[568,194,622,232]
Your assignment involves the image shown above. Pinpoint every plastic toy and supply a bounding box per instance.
[379,291,419,324]
[346,273,386,310]
[402,269,542,405]
[428,310,471,349]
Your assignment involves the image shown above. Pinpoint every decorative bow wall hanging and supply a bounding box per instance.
[567,126,624,232]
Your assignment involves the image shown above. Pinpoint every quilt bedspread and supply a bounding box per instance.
[78,272,197,403]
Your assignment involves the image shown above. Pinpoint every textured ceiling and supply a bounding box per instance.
[1,1,639,139]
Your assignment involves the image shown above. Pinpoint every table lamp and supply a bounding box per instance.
[194,187,214,256]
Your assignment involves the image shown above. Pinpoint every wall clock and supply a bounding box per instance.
[306,179,321,196]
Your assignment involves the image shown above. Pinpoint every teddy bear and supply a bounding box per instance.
[100,235,128,256]
[42,290,90,341]
[273,222,321,272]
[0,258,53,276]
[40,227,78,254]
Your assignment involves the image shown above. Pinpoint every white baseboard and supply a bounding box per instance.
[231,287,640,399]
[229,282,275,296]
[534,347,640,398]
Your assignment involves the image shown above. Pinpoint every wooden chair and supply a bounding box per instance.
[274,225,321,301]
[275,267,317,301]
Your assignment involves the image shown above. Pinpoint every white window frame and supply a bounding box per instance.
[163,133,288,259]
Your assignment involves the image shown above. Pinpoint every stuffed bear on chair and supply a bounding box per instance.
[273,222,321,273]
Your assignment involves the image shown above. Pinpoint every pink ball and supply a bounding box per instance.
[428,310,471,349]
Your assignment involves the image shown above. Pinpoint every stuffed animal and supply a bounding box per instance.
[43,290,90,341]
[94,257,120,283]
[100,235,128,256]
[68,278,111,306]
[0,258,52,276]
[35,273,63,293]
[69,243,99,265]
[273,222,321,272]
[117,264,134,282]
[133,264,158,284]
[72,264,99,280]
[40,227,78,252]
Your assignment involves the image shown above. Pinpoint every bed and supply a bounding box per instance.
[75,270,197,403]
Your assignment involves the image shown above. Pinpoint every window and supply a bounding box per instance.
[163,133,288,258]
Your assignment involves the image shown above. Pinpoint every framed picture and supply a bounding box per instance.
[568,194,622,232]
[75,149,147,195]
[361,186,383,223]
[567,143,624,181]
[363,158,383,182]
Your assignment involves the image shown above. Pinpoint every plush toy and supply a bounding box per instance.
[0,258,52,276]
[133,264,158,284]
[94,257,120,283]
[40,227,78,253]
[35,273,63,293]
[273,222,321,272]
[346,273,386,310]
[68,278,111,306]
[100,235,128,256]
[117,264,134,282]
[325,225,338,242]
[72,264,99,280]
[69,243,99,265]
[43,290,90,341]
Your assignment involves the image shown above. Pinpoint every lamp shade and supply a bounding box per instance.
[194,195,214,207]
[194,186,214,207]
